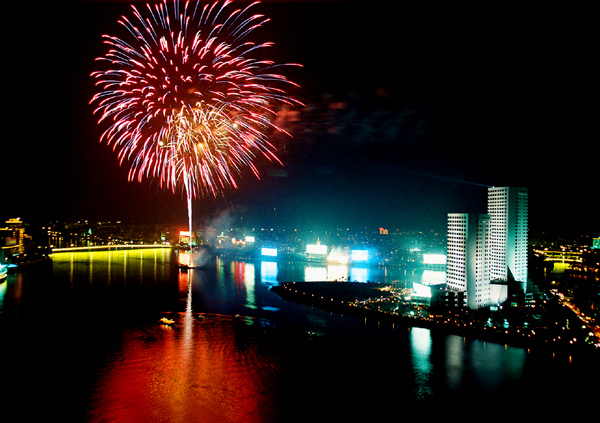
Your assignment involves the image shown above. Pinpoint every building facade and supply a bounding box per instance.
[1,218,27,257]
[447,187,528,309]
[446,213,491,309]
[488,187,528,291]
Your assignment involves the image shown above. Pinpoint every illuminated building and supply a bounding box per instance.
[422,253,446,268]
[351,249,369,262]
[488,187,528,292]
[306,243,328,255]
[179,230,195,246]
[261,247,278,258]
[1,218,28,257]
[446,213,491,309]
[447,187,528,309]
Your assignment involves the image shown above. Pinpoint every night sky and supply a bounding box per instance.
[5,1,597,235]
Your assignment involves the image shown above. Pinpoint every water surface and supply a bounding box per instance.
[1,249,595,421]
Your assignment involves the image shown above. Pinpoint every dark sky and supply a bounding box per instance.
[5,1,597,235]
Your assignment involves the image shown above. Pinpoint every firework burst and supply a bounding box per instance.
[90,0,301,203]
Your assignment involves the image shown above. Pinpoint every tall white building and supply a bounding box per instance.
[447,213,491,309]
[446,187,528,309]
[488,187,528,292]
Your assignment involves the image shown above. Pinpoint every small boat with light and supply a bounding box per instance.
[159,317,175,325]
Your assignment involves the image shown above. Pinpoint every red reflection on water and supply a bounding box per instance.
[234,261,247,298]
[88,315,281,423]
[178,268,189,296]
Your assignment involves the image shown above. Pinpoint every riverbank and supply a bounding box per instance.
[271,281,599,356]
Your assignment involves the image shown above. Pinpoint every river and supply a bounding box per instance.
[1,248,596,421]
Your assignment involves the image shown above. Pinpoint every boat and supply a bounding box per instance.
[159,317,175,325]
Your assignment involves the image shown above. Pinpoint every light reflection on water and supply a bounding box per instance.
[410,326,527,400]
[86,262,285,422]
[410,327,433,399]
[3,248,592,421]
[89,316,283,422]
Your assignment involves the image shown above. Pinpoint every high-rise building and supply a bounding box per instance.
[446,187,528,309]
[488,187,528,291]
[1,218,27,256]
[446,213,491,309]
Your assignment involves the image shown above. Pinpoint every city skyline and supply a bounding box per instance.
[3,3,598,420]
[6,1,597,235]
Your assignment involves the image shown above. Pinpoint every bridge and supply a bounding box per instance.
[533,249,582,263]
[50,244,172,254]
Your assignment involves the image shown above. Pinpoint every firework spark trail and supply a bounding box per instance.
[91,0,301,248]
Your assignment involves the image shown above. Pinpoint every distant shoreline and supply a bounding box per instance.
[270,281,597,357]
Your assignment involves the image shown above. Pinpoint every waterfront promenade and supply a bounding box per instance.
[271,281,599,355]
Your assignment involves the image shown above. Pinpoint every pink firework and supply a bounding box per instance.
[90,0,301,201]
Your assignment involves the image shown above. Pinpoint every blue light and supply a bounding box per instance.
[261,248,277,257]
[351,250,368,261]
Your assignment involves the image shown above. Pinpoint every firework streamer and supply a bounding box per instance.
[91,0,301,252]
